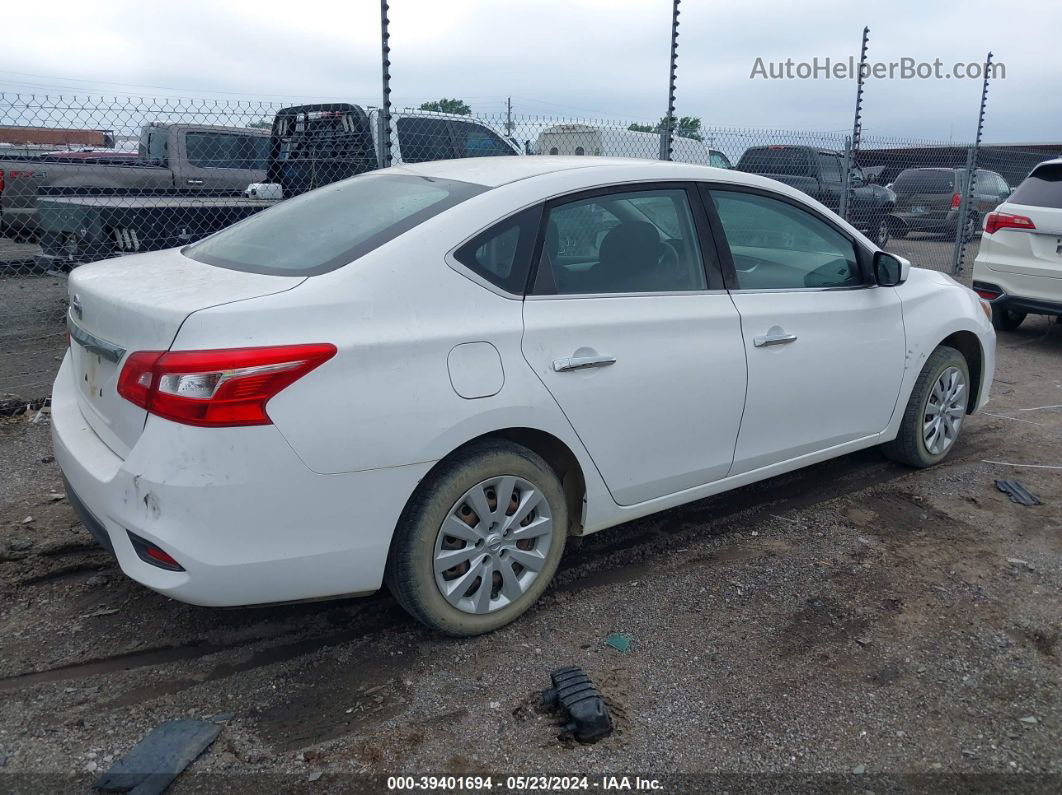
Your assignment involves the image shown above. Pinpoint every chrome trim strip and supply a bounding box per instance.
[67,314,126,364]
[525,289,730,300]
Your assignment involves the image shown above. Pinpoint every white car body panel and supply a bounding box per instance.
[51,156,996,608]
[727,287,906,473]
[521,292,747,505]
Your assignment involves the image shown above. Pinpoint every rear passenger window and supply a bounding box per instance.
[533,188,708,295]
[397,118,455,163]
[452,123,515,157]
[453,206,542,294]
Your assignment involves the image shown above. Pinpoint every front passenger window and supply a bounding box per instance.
[709,190,863,290]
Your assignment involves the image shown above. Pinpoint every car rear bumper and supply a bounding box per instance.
[891,211,956,233]
[51,354,432,607]
[980,288,1062,317]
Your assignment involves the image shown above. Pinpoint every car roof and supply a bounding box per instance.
[391,156,744,189]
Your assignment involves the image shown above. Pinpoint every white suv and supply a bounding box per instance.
[973,158,1062,330]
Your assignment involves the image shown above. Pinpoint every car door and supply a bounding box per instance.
[703,185,906,474]
[816,152,845,212]
[177,129,269,190]
[521,183,748,506]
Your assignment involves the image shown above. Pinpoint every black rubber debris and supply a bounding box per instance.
[541,666,613,743]
[95,719,221,795]
[996,479,1042,506]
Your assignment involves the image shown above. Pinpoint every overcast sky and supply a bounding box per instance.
[2,0,1059,143]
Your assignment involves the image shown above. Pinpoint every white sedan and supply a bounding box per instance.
[53,157,996,635]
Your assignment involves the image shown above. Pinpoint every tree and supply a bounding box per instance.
[246,119,272,129]
[627,115,704,141]
[418,98,471,116]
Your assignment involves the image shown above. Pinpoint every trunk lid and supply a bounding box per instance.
[66,248,304,457]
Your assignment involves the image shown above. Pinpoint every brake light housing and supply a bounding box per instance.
[984,211,1036,235]
[117,344,336,427]
[950,192,961,208]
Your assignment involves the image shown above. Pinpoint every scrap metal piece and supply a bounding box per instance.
[95,719,221,795]
[996,479,1042,506]
[541,666,613,743]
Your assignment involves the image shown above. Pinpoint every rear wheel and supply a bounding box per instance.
[385,440,567,636]
[991,306,1026,331]
[883,346,970,468]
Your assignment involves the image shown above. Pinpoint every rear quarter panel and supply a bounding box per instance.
[169,185,611,504]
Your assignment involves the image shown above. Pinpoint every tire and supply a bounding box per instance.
[882,346,971,468]
[385,439,568,636]
[991,306,1026,331]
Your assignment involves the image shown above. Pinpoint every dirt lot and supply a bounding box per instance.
[2,240,1060,792]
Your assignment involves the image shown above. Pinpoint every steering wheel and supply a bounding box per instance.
[658,240,693,288]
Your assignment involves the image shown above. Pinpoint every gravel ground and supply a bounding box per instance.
[1,245,1057,795]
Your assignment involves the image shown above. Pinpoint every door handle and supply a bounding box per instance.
[552,354,617,372]
[185,178,204,186]
[753,332,798,348]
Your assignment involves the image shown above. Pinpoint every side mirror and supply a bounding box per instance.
[874,251,910,286]
[866,172,878,184]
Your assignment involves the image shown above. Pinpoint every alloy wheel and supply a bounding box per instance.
[923,366,966,455]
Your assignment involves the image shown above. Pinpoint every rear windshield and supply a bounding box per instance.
[1008,163,1062,209]
[185,173,487,275]
[737,148,810,176]
[891,169,955,194]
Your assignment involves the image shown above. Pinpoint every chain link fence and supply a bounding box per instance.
[2,91,1058,401]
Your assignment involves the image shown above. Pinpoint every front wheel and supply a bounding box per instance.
[882,346,970,468]
[385,440,568,636]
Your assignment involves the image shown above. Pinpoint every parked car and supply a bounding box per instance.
[890,167,1011,240]
[53,157,995,635]
[29,105,520,265]
[535,124,731,168]
[0,123,271,240]
[973,158,1062,330]
[735,145,895,246]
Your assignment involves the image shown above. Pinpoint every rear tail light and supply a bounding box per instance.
[973,284,1003,301]
[950,192,961,208]
[984,211,1036,235]
[117,344,336,427]
[0,169,5,195]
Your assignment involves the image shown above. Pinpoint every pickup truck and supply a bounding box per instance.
[736,145,896,247]
[0,123,270,240]
[25,105,520,266]
[260,103,520,196]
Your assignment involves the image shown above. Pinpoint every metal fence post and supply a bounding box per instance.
[661,0,680,161]
[839,135,853,221]
[378,0,393,168]
[841,26,870,223]
[951,51,993,276]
